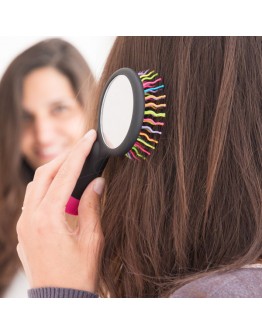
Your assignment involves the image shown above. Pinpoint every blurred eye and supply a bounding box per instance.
[52,105,69,114]
[22,111,34,123]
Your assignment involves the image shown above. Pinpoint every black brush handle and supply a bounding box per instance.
[65,141,108,215]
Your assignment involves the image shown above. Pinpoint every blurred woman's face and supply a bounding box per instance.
[21,66,86,169]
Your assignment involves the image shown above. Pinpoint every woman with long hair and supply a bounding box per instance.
[0,38,95,297]
[17,37,262,297]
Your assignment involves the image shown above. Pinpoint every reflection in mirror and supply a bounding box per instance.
[100,75,133,148]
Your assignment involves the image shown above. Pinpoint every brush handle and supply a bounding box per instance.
[65,141,108,216]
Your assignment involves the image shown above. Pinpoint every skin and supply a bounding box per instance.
[16,130,104,292]
[21,66,86,169]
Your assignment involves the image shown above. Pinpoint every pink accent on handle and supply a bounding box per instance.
[65,196,80,216]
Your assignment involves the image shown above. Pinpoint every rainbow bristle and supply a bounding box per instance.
[125,70,166,161]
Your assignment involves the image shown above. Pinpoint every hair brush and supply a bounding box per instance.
[65,68,166,215]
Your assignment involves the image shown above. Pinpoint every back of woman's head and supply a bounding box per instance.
[95,37,262,297]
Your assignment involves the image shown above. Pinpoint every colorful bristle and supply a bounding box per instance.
[126,70,166,161]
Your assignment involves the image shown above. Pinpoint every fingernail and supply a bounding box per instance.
[84,129,96,140]
[93,177,105,196]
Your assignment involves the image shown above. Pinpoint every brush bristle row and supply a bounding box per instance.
[125,70,166,161]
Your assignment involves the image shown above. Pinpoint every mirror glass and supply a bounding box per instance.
[100,75,133,148]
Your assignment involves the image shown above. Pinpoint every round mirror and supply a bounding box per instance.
[100,75,134,149]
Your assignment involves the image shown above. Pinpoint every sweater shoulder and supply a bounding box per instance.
[170,268,262,298]
[28,287,98,298]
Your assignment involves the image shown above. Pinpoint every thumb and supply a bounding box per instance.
[78,177,105,236]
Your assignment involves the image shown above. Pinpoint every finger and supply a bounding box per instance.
[24,152,68,209]
[43,129,97,210]
[78,177,105,239]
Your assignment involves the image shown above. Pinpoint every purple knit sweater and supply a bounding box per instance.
[28,268,262,298]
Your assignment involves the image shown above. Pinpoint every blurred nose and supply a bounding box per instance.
[34,116,56,146]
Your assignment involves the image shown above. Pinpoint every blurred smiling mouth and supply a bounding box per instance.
[35,148,63,160]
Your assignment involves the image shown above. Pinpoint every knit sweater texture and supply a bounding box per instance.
[28,268,262,298]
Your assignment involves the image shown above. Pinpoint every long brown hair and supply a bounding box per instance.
[93,37,262,297]
[0,38,95,296]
